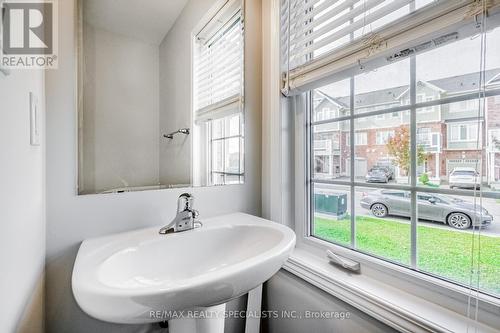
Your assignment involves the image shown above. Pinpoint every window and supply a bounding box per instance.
[208,114,244,185]
[417,127,431,146]
[416,94,434,113]
[280,0,500,327]
[489,129,500,151]
[355,132,367,146]
[375,130,394,145]
[193,1,244,186]
[314,156,331,174]
[449,123,479,142]
[347,132,367,146]
[299,23,500,299]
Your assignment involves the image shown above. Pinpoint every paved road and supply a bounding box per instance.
[315,184,500,237]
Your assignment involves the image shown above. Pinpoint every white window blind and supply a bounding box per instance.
[194,2,244,123]
[281,0,500,95]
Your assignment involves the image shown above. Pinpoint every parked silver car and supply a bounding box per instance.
[360,190,492,229]
[365,166,393,183]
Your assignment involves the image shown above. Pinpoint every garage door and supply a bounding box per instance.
[446,159,480,175]
[347,158,367,178]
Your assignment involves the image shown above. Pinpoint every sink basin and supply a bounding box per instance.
[72,213,295,325]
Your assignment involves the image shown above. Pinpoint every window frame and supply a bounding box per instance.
[375,130,394,145]
[297,76,500,302]
[355,131,367,146]
[291,90,500,324]
[448,121,480,142]
[207,113,244,185]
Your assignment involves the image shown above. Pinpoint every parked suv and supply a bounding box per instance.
[365,166,393,183]
[449,167,480,189]
[360,189,492,229]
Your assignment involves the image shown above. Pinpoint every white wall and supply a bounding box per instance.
[263,271,399,333]
[45,0,261,332]
[158,25,192,186]
[81,23,160,193]
[0,69,45,333]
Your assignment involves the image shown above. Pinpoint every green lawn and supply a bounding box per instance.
[314,216,500,294]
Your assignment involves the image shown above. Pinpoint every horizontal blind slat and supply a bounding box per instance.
[281,0,429,74]
[294,0,413,59]
[289,0,362,40]
[284,0,498,94]
[194,10,243,114]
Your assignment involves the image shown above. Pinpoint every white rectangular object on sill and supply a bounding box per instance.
[30,92,40,146]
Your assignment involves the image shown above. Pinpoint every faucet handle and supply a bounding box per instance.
[177,193,194,212]
[192,209,199,218]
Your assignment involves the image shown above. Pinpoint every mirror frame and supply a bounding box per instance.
[75,0,246,195]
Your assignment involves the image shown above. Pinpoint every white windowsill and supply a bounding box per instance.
[283,248,499,333]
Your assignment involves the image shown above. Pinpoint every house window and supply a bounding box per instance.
[314,156,331,174]
[417,127,431,145]
[355,132,367,145]
[489,129,500,150]
[315,108,324,121]
[449,123,479,142]
[325,107,336,119]
[376,130,394,145]
[347,132,366,146]
[314,107,338,122]
[193,4,244,186]
[313,139,332,154]
[208,114,244,185]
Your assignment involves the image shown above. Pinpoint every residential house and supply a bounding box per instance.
[313,69,500,185]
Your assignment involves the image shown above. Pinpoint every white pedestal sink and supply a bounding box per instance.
[72,213,296,332]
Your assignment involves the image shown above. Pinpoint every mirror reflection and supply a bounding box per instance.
[77,0,245,194]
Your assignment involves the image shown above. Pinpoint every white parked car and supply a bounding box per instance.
[449,167,480,189]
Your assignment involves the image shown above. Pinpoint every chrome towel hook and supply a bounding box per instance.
[163,128,190,139]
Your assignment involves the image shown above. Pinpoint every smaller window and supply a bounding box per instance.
[314,156,331,174]
[417,127,431,145]
[421,96,434,112]
[208,114,244,185]
[376,130,394,145]
[489,129,500,150]
[355,132,367,145]
[449,123,479,142]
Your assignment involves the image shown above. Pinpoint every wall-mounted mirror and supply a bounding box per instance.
[77,0,245,195]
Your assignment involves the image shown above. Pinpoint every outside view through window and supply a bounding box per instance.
[311,26,500,296]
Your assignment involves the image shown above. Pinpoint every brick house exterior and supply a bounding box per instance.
[313,69,500,184]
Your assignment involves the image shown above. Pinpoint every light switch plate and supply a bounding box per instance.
[30,92,40,146]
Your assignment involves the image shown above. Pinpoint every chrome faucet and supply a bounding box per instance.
[159,193,201,234]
